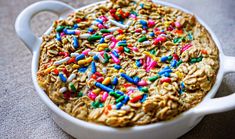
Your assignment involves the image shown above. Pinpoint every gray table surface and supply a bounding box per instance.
[1,0,235,138]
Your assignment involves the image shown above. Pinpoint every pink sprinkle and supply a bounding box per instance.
[148,19,155,28]
[97,23,104,29]
[101,92,108,102]
[88,91,97,101]
[129,14,137,19]
[146,56,151,65]
[60,32,65,37]
[174,22,181,28]
[99,51,105,55]
[127,90,134,96]
[109,37,118,49]
[110,53,120,64]
[75,30,80,35]
[99,16,108,22]
[102,33,111,37]
[181,44,192,53]
[137,80,148,86]
[140,59,143,64]
[131,47,139,52]
[82,49,91,56]
[146,61,158,72]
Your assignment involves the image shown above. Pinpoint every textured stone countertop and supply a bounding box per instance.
[1,0,235,138]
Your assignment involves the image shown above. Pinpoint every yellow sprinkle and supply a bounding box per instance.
[119,69,125,73]
[72,64,79,69]
[86,57,93,63]
[162,82,169,87]
[102,77,111,85]
[44,66,55,73]
[164,21,170,27]
[97,43,108,51]
[116,34,125,40]
[143,51,159,61]
[120,87,127,92]
[133,63,137,69]
[175,71,183,79]
[77,59,87,65]
[93,88,101,95]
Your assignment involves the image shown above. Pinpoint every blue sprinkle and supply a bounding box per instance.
[164,72,170,77]
[120,73,135,84]
[95,82,113,92]
[112,77,118,85]
[171,60,177,68]
[78,66,88,73]
[56,33,61,41]
[63,29,75,35]
[99,38,105,43]
[116,91,124,95]
[158,66,172,75]
[121,95,129,104]
[149,32,155,37]
[95,19,103,24]
[88,28,94,33]
[133,76,140,84]
[93,55,99,61]
[136,60,142,67]
[180,82,185,89]
[140,94,148,103]
[119,40,127,43]
[114,64,122,70]
[73,36,79,49]
[73,24,79,29]
[140,3,144,8]
[116,102,123,109]
[75,54,85,61]
[160,56,168,62]
[111,50,119,58]
[58,73,67,82]
[140,20,147,26]
[91,61,96,74]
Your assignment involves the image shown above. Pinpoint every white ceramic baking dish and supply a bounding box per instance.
[15,1,235,139]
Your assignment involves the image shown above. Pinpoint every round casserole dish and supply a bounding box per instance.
[15,1,235,139]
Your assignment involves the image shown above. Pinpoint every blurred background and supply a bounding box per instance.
[0,0,235,138]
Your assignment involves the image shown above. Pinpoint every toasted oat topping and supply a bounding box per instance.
[37,0,219,127]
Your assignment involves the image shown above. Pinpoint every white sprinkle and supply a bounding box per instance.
[121,105,130,111]
[54,57,70,65]
[143,40,151,46]
[87,72,92,79]
[71,53,80,57]
[108,27,120,32]
[67,73,76,82]
[104,34,113,40]
[79,33,91,39]
[111,105,117,110]
[125,20,133,27]
[102,67,107,74]
[97,53,105,63]
[142,30,147,34]
[92,21,99,25]
[88,51,98,56]
[109,19,127,29]
[59,87,67,93]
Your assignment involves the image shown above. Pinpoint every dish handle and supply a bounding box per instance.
[15,1,75,53]
[194,55,235,115]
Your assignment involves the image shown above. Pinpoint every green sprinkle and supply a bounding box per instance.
[56,26,65,32]
[104,48,110,52]
[117,43,127,47]
[100,29,110,33]
[99,103,104,108]
[140,87,148,93]
[197,56,203,62]
[176,60,183,67]
[69,83,76,92]
[109,91,120,98]
[116,96,125,103]
[138,36,147,42]
[150,49,156,55]
[148,75,159,82]
[124,47,130,53]
[173,37,183,44]
[168,55,173,61]
[88,34,102,42]
[190,58,197,63]
[92,101,100,108]
[78,92,83,97]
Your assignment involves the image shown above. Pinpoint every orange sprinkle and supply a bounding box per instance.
[201,49,208,54]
